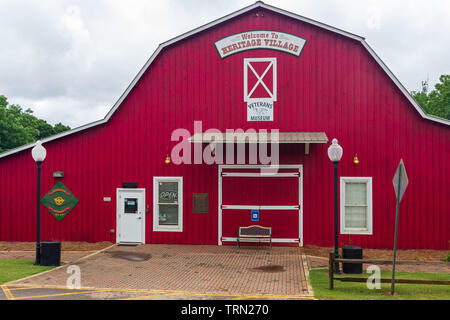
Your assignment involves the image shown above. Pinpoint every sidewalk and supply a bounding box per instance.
[9,244,313,298]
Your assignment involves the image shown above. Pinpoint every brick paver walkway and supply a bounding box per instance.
[10,245,312,297]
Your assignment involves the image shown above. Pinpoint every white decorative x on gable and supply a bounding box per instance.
[244,58,277,122]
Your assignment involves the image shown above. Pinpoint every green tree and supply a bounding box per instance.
[52,122,71,135]
[412,75,450,120]
[0,95,71,153]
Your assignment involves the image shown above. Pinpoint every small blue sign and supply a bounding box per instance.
[251,209,260,222]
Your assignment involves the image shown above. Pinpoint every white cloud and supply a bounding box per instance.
[0,0,449,127]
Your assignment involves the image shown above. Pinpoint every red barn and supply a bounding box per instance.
[0,2,448,250]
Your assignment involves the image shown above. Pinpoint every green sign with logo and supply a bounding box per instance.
[41,181,79,222]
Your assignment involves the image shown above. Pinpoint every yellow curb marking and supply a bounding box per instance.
[229,294,316,300]
[14,288,113,300]
[227,295,260,300]
[118,293,182,300]
[4,284,316,300]
[1,285,15,300]
[7,285,180,295]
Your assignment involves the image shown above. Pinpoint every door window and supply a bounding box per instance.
[124,198,138,214]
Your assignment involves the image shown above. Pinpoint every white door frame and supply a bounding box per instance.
[116,188,146,244]
[218,164,303,246]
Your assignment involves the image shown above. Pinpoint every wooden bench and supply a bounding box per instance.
[236,225,272,252]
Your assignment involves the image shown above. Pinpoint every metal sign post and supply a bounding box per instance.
[391,159,408,295]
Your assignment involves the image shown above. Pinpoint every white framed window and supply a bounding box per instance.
[340,177,373,235]
[153,177,183,232]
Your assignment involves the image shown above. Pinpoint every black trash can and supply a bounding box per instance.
[40,241,61,266]
[342,246,363,274]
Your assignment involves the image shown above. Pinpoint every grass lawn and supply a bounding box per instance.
[310,269,450,300]
[0,260,54,285]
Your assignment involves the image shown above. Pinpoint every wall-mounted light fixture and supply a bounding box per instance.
[209,142,216,156]
[353,154,360,165]
[165,154,171,164]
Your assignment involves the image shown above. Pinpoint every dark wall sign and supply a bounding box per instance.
[193,194,209,214]
[122,182,138,188]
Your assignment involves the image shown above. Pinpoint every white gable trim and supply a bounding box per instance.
[0,1,447,160]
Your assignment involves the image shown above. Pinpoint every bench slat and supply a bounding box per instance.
[237,225,272,251]
[239,225,271,236]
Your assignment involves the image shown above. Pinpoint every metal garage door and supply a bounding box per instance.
[218,165,303,246]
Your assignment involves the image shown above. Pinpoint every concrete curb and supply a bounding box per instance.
[301,253,314,297]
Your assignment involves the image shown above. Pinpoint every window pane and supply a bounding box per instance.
[124,198,138,214]
[158,204,179,225]
[345,206,367,228]
[345,183,367,206]
[159,182,178,204]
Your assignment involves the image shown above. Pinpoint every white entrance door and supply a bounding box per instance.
[117,189,145,244]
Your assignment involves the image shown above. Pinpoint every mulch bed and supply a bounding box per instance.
[0,241,113,252]
[301,245,449,262]
[303,245,450,273]
[1,243,448,261]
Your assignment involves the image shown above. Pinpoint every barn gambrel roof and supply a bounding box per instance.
[0,1,448,159]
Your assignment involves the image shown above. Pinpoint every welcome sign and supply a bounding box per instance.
[215,30,306,59]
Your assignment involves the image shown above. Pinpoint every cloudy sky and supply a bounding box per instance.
[0,0,449,128]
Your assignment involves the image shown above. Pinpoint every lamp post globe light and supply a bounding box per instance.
[31,140,46,265]
[328,139,343,274]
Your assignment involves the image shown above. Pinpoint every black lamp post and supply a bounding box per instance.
[31,140,46,265]
[328,138,343,274]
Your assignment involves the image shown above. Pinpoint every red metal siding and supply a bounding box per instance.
[0,8,448,249]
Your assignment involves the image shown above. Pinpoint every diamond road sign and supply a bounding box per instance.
[41,181,79,221]
[393,159,409,202]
